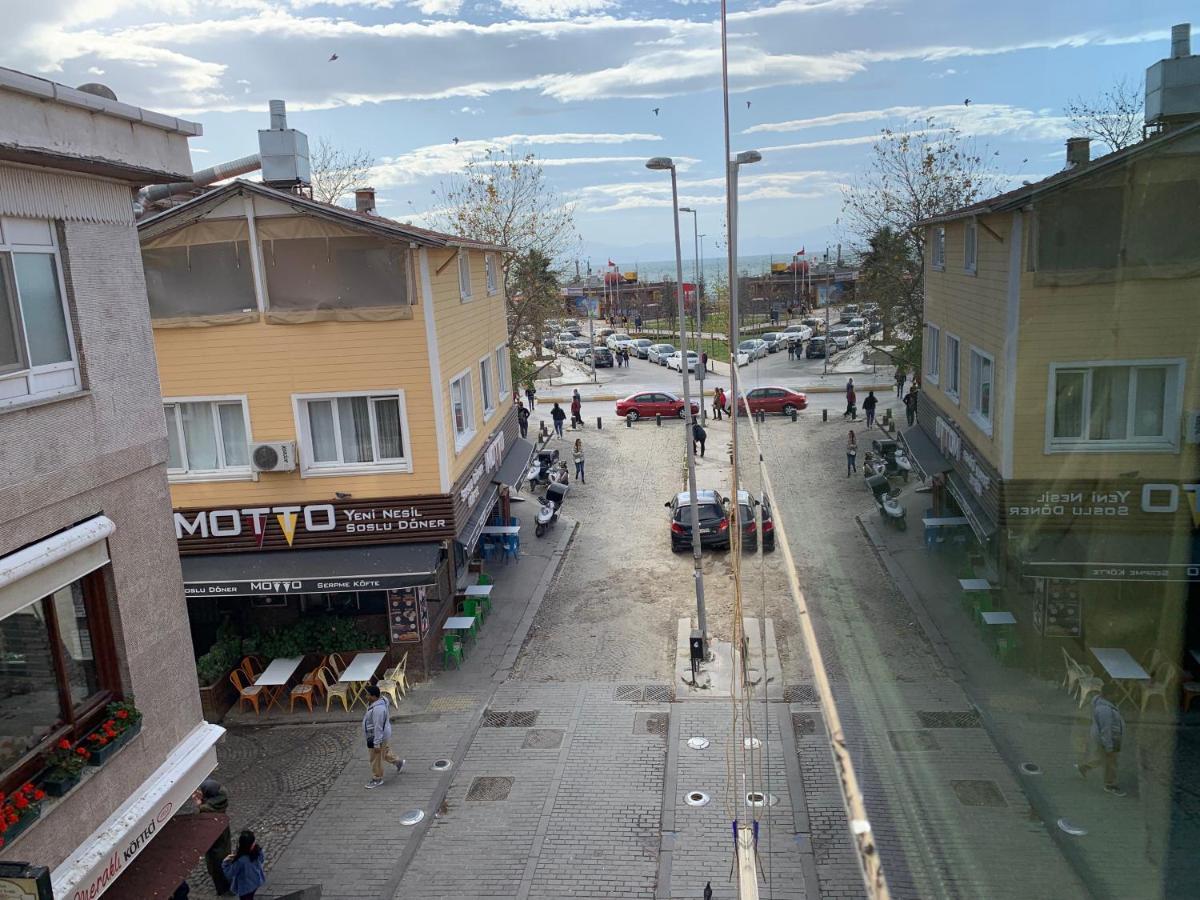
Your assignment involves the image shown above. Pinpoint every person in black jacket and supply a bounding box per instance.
[193,778,232,895]
[550,402,567,438]
[692,420,707,458]
[903,384,918,427]
[862,391,878,429]
[517,403,530,438]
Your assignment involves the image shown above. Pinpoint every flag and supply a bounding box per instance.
[608,259,616,267]
[797,247,805,255]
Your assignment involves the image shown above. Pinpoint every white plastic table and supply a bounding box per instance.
[254,656,303,713]
[338,651,386,708]
[1090,647,1150,707]
[444,616,477,631]
[481,526,521,536]
[980,611,1016,625]
[463,584,493,597]
[923,517,969,527]
[959,579,995,592]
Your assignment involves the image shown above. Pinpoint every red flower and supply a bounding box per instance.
[20,784,33,795]
[0,819,7,833]
[6,813,17,825]
[116,710,129,720]
[104,720,115,729]
[76,747,90,757]
[58,739,71,750]
[14,796,28,810]
[104,727,116,738]
[0,836,5,848]
[32,790,44,802]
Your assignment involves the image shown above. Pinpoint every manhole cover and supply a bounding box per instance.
[745,792,779,807]
[1020,762,1042,776]
[687,737,710,750]
[615,684,674,702]
[482,710,539,727]
[888,730,940,751]
[644,684,674,703]
[399,809,425,825]
[918,710,982,729]
[783,684,819,704]
[743,737,762,750]
[633,711,669,736]
[685,791,711,807]
[951,779,1007,808]
[792,713,817,736]
[1058,818,1088,836]
[466,776,514,801]
[615,684,644,701]
[522,728,564,749]
[431,758,453,771]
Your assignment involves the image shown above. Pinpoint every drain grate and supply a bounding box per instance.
[792,713,817,736]
[644,684,673,703]
[522,728,565,749]
[888,730,940,751]
[428,695,478,712]
[615,685,644,701]
[951,779,1007,808]
[633,711,669,737]
[482,710,539,727]
[466,776,514,801]
[615,684,674,703]
[918,710,982,729]
[784,685,820,704]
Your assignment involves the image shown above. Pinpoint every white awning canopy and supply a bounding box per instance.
[0,515,114,620]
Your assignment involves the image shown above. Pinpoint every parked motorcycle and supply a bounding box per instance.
[866,473,906,529]
[872,439,912,482]
[536,481,569,537]
[862,450,888,480]
[526,448,561,491]
[547,460,570,488]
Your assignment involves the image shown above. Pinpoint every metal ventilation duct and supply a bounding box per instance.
[1146,22,1200,130]
[142,153,262,203]
[259,98,311,188]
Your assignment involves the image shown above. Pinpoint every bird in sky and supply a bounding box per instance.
[329,53,339,62]
[652,107,660,116]
[746,100,752,109]
[452,137,460,144]
[964,98,971,106]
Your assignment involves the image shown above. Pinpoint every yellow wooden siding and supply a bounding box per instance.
[429,248,512,481]
[1011,273,1200,481]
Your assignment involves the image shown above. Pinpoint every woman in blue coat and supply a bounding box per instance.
[222,830,266,900]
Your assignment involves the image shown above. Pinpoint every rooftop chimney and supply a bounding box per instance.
[1172,22,1191,59]
[355,187,376,215]
[269,99,287,131]
[1066,137,1091,168]
[1145,23,1200,131]
[258,99,311,188]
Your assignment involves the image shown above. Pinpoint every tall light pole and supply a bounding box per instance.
[679,207,705,423]
[726,149,761,514]
[647,156,707,653]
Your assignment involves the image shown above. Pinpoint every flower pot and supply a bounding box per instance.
[4,804,41,843]
[114,720,141,748]
[41,771,81,798]
[86,740,119,766]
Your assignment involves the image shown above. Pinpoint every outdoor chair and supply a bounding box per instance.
[327,653,349,678]
[317,666,352,712]
[443,635,464,669]
[502,533,520,564]
[240,655,264,680]
[459,598,484,632]
[383,652,409,697]
[1076,667,1103,708]
[1140,663,1181,712]
[289,678,315,713]
[303,668,327,701]
[230,669,263,715]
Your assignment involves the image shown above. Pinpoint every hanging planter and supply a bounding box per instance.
[39,738,91,797]
[0,784,45,848]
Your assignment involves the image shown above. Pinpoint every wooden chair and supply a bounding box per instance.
[317,666,351,712]
[230,669,263,715]
[240,655,264,681]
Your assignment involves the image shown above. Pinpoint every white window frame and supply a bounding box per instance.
[293,390,412,476]
[964,219,977,274]
[479,353,496,422]
[1044,359,1185,454]
[485,253,499,296]
[458,250,472,301]
[968,346,994,435]
[944,332,961,403]
[925,323,940,385]
[931,226,945,271]
[449,369,476,451]
[495,344,509,397]
[163,395,255,483]
[0,217,80,411]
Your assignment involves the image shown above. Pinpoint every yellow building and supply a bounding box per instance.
[138,180,530,676]
[907,120,1200,672]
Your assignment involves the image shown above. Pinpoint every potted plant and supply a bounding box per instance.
[106,699,142,746]
[0,783,45,847]
[40,739,91,797]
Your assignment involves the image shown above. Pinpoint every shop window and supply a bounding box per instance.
[485,254,499,295]
[164,398,252,479]
[479,356,495,420]
[968,347,993,433]
[1048,361,1182,452]
[925,323,940,384]
[0,570,118,795]
[458,251,472,301]
[930,226,945,270]
[495,345,509,395]
[297,391,410,474]
[143,242,257,321]
[450,371,475,449]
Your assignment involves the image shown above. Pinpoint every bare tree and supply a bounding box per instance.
[308,138,375,205]
[1065,77,1144,153]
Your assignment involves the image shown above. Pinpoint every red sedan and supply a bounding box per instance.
[737,386,808,416]
[616,391,700,421]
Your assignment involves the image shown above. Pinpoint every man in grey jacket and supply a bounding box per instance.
[1077,681,1126,796]
[363,684,405,789]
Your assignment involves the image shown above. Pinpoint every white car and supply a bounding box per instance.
[648,343,676,365]
[567,340,592,360]
[735,350,751,367]
[737,339,768,361]
[828,328,853,350]
[783,325,813,345]
[606,333,634,351]
[555,332,577,352]
[666,350,699,372]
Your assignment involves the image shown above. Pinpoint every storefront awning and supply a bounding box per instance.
[455,486,499,553]
[493,437,536,489]
[100,812,229,900]
[900,425,951,481]
[1018,531,1200,583]
[181,542,442,598]
[945,473,997,544]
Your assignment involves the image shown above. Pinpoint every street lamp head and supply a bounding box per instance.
[646,156,675,171]
[734,150,762,166]
[679,206,695,213]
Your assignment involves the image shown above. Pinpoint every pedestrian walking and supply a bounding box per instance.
[844,386,857,420]
[862,391,878,429]
[570,394,583,429]
[192,778,232,895]
[846,430,857,476]
[903,384,918,427]
[692,420,707,458]
[550,402,566,438]
[895,368,907,397]
[525,384,536,409]
[573,438,586,482]
[701,350,709,372]
[221,831,266,900]
[787,341,795,361]
[363,684,405,789]
[517,403,530,439]
[1076,682,1126,796]
[635,314,642,330]
[713,387,726,420]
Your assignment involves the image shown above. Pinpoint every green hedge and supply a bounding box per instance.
[196,616,380,685]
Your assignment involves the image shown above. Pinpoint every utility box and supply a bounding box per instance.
[690,630,705,662]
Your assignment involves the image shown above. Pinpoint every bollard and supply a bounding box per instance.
[597,416,603,429]
[791,408,798,423]
[626,414,632,428]
[656,413,662,427]
[540,421,548,438]
[822,408,828,422]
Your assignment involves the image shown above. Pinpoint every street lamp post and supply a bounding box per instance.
[647,156,707,653]
[679,207,705,423]
[726,150,761,518]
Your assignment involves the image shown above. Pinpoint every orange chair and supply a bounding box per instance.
[289,678,315,713]
[240,655,264,680]
[230,669,263,715]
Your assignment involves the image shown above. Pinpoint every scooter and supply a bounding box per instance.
[535,481,569,537]
[872,439,912,482]
[866,473,906,530]
[526,449,561,491]
[547,460,570,488]
[862,450,888,480]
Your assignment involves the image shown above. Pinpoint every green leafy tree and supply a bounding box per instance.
[509,249,562,384]
[858,227,922,371]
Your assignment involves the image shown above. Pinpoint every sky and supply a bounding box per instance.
[9,1,1192,267]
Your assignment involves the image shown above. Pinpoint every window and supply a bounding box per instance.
[479,356,496,419]
[931,226,945,270]
[964,220,977,273]
[0,569,119,795]
[450,371,475,448]
[495,345,509,395]
[1047,361,1183,452]
[945,334,961,400]
[458,251,472,300]
[297,392,410,473]
[163,398,251,478]
[968,347,994,432]
[925,324,940,383]
[485,254,499,295]
[0,217,78,408]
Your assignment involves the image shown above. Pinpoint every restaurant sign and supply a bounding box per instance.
[185,574,433,598]
[1005,482,1200,531]
[1024,561,1200,583]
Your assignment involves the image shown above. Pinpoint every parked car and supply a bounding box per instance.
[848,317,867,337]
[567,340,592,360]
[737,386,808,416]
[587,346,614,367]
[737,339,768,361]
[806,336,827,358]
[760,332,786,353]
[759,492,775,552]
[783,324,813,345]
[542,336,556,349]
[844,304,859,317]
[732,490,759,553]
[666,350,699,372]
[606,333,634,350]
[648,343,676,365]
[828,327,853,350]
[801,316,821,330]
[597,327,617,339]
[564,324,583,337]
[616,391,699,420]
[630,338,654,359]
[555,332,577,352]
[667,489,730,552]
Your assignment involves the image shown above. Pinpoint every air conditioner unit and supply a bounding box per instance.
[250,441,297,472]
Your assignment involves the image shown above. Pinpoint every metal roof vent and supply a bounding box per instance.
[75,83,117,101]
[355,187,376,214]
[258,99,311,189]
[1145,23,1200,131]
[1065,137,1091,168]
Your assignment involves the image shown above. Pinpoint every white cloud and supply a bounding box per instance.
[572,169,842,213]
[408,0,462,14]
[86,66,105,75]
[456,105,484,115]
[497,0,615,19]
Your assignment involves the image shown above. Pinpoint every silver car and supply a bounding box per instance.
[737,339,768,361]
[630,338,654,359]
[648,343,676,365]
[760,332,785,353]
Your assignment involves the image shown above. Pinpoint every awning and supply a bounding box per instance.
[101,812,229,900]
[1018,531,1200,583]
[945,473,997,544]
[493,437,536,489]
[900,425,951,481]
[455,486,499,553]
[181,542,442,598]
